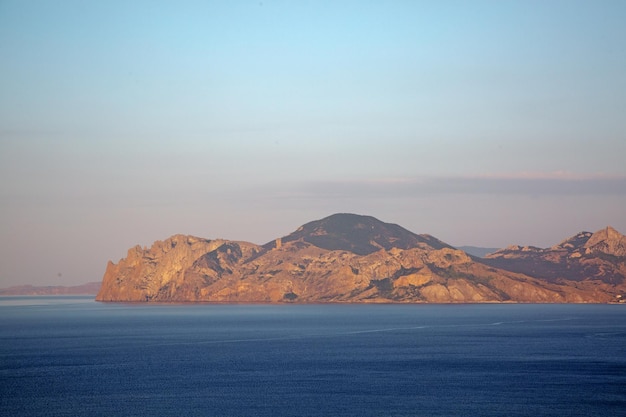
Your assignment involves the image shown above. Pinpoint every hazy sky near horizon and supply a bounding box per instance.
[1,0,625,286]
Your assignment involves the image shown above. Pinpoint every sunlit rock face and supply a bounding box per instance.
[97,214,626,303]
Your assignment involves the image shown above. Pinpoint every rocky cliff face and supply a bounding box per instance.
[96,214,626,303]
[96,235,239,301]
[583,226,626,257]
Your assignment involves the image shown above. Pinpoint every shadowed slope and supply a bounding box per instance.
[265,213,452,255]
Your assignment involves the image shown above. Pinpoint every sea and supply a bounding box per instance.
[1,297,625,417]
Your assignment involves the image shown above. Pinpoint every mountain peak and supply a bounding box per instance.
[584,226,626,257]
[274,213,451,255]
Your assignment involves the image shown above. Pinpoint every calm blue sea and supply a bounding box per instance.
[1,297,625,417]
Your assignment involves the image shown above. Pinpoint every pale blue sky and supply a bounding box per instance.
[1,1,625,286]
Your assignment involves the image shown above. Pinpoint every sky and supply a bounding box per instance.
[1,0,625,287]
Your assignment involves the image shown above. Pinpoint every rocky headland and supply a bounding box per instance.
[96,214,626,303]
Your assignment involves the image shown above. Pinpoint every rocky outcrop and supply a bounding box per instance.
[96,235,240,301]
[583,226,626,257]
[96,214,626,303]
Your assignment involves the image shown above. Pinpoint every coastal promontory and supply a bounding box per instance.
[96,214,626,303]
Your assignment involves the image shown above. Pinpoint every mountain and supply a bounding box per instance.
[96,214,626,304]
[262,213,453,254]
[456,246,500,258]
[0,281,101,296]
[482,226,626,285]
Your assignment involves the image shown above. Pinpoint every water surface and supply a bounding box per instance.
[1,297,625,416]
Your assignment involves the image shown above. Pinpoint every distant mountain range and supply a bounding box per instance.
[456,246,499,258]
[0,282,101,296]
[96,213,626,303]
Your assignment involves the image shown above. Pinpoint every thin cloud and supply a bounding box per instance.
[297,173,626,199]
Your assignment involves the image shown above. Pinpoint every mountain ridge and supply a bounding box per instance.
[96,214,626,303]
[483,226,626,285]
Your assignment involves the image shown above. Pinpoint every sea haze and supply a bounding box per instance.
[1,298,625,417]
